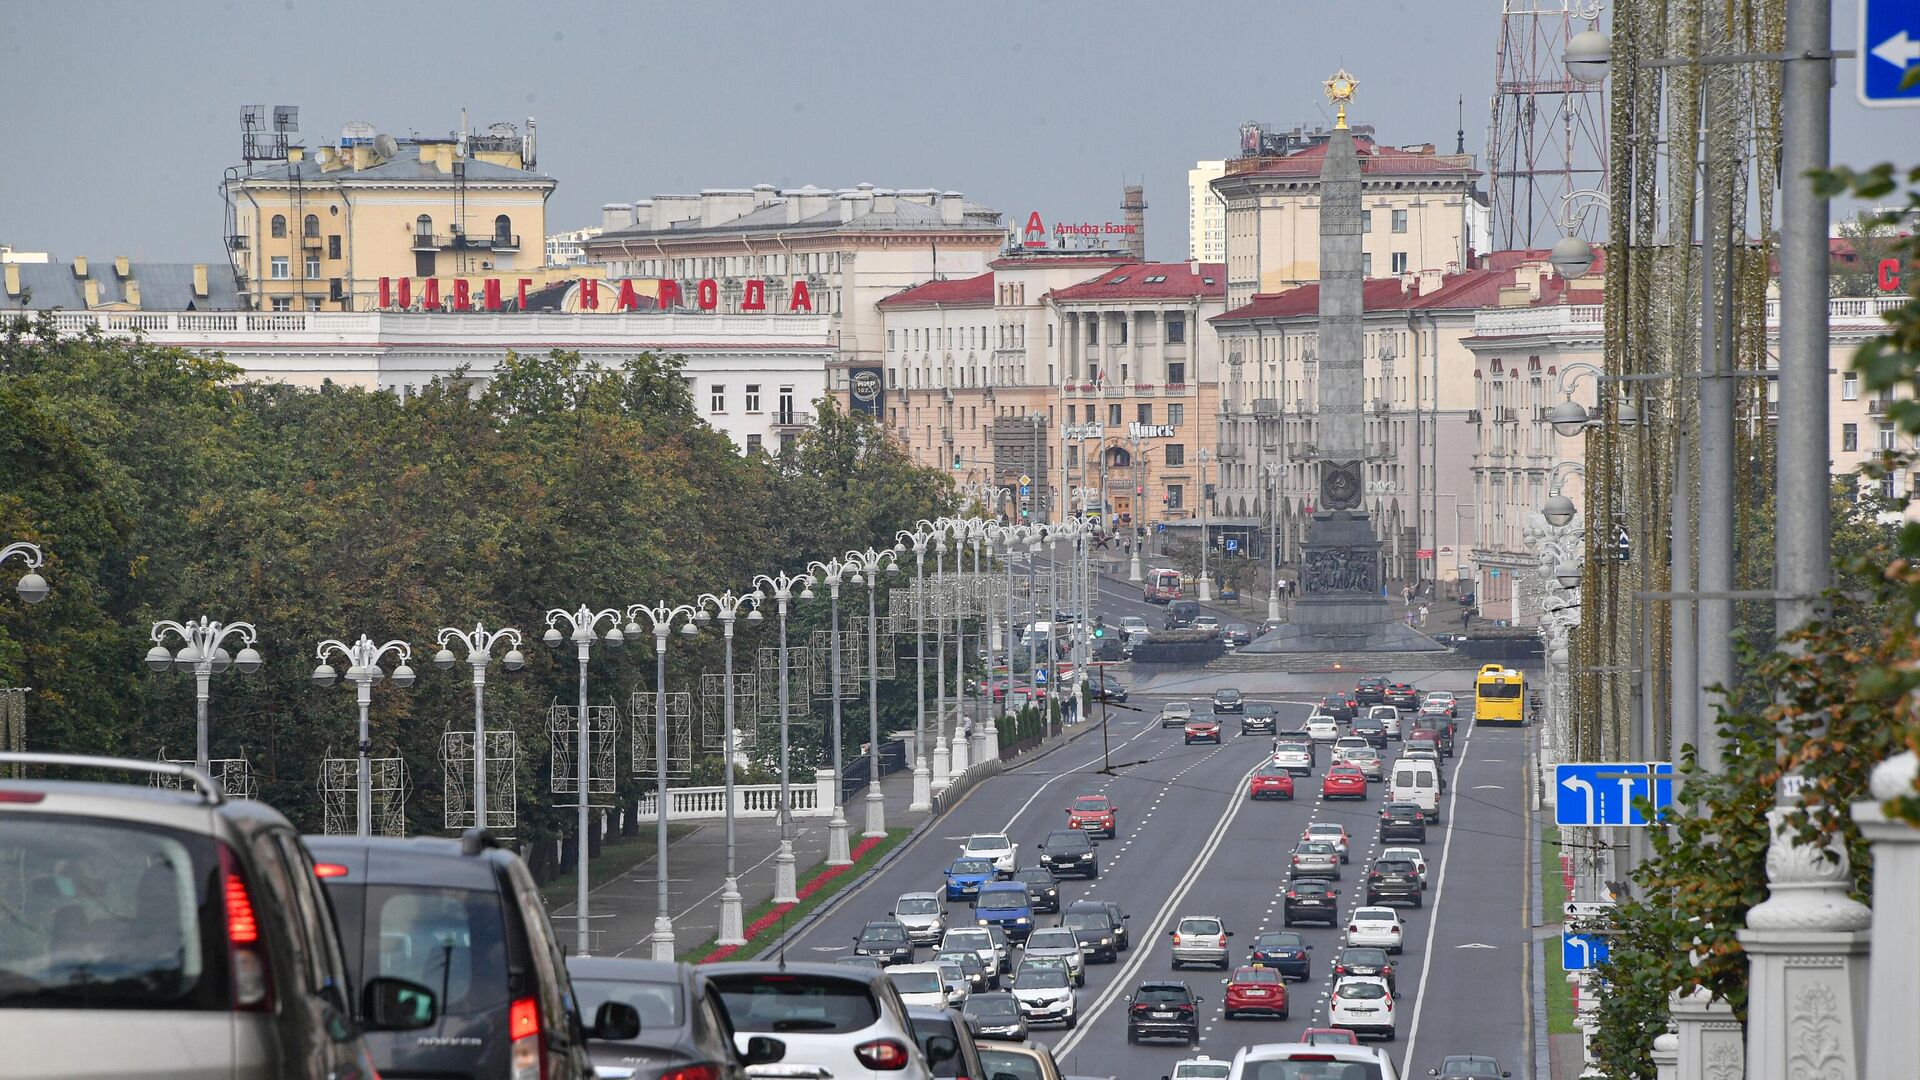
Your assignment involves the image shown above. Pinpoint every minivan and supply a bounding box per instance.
[1389,760,1441,823]
[973,881,1036,941]
[1164,600,1202,629]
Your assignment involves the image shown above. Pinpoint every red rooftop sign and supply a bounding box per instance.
[1021,211,1139,249]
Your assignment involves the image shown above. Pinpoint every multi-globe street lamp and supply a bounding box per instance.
[311,635,417,837]
[927,518,961,790]
[621,600,701,961]
[841,546,899,837]
[543,604,627,955]
[807,555,861,865]
[894,525,939,812]
[1262,463,1284,621]
[753,570,815,903]
[2,541,49,604]
[432,623,525,830]
[145,617,263,784]
[693,586,763,946]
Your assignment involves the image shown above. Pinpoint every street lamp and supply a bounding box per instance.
[1556,560,1585,590]
[622,600,701,961]
[1262,464,1283,621]
[693,586,763,945]
[312,634,416,837]
[1197,448,1214,601]
[925,519,958,791]
[754,570,815,902]
[544,604,626,955]
[807,555,859,865]
[433,623,525,831]
[838,547,898,838]
[2,541,49,604]
[1542,462,1587,528]
[147,617,262,784]
[894,525,938,812]
[1563,26,1611,85]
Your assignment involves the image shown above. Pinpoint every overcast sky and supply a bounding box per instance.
[2,0,1913,264]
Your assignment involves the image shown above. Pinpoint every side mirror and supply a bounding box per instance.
[1122,913,1131,920]
[361,976,438,1031]
[924,1035,959,1064]
[591,1000,642,1041]
[1427,1071,1439,1077]
[1226,931,1235,937]
[744,1036,788,1065]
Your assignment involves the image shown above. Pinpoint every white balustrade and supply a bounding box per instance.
[631,779,836,823]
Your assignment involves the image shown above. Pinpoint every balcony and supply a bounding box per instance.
[300,234,325,250]
[1497,407,1518,424]
[226,234,249,251]
[1465,409,1483,423]
[412,231,522,252]
[1868,398,1890,415]
[772,411,813,431]
[1253,397,1281,416]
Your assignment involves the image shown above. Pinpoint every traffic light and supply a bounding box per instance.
[1092,615,1106,639]
[952,454,962,470]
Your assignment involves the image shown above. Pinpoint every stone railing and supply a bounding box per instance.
[1471,295,1901,340]
[631,768,836,823]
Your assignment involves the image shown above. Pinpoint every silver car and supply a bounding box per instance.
[1169,915,1233,970]
[707,961,936,1080]
[1159,701,1196,728]
[894,891,948,945]
[1290,840,1342,880]
[1020,926,1087,986]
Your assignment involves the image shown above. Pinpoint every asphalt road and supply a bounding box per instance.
[783,677,1534,1079]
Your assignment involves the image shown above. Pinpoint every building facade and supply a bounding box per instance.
[1188,161,1226,262]
[545,226,603,266]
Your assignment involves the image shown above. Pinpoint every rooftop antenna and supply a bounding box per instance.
[1457,96,1466,155]
[272,105,299,134]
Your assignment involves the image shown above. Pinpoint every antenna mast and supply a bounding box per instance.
[1487,0,1609,249]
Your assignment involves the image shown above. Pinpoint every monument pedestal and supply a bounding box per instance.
[1243,512,1443,653]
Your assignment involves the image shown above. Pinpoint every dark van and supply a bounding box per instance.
[1164,601,1202,630]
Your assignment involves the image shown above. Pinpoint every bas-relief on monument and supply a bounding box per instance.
[1247,70,1443,654]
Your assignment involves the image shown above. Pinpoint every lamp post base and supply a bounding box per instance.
[864,787,887,838]
[827,813,852,866]
[1198,573,1213,602]
[717,878,746,946]
[773,839,799,904]
[932,737,951,789]
[951,721,969,773]
[1267,588,1281,622]
[981,720,1000,763]
[650,916,676,962]
[1128,550,1142,582]
[909,763,932,812]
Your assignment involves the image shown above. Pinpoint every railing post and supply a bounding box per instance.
[814,768,836,818]
[1854,750,1918,1079]
[1671,987,1742,1080]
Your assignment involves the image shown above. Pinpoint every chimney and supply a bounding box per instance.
[752,183,780,208]
[114,256,131,279]
[3,265,19,297]
[1418,268,1444,296]
[871,189,897,215]
[1122,184,1147,260]
[72,256,88,279]
[192,264,209,298]
[1189,258,1200,277]
[838,192,864,222]
[601,202,636,231]
[124,280,141,309]
[940,191,965,225]
[699,189,754,228]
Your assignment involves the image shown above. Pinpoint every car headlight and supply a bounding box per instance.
[1015,917,1030,924]
[1099,937,1112,944]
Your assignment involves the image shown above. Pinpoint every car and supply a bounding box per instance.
[1008,965,1078,1028]
[1328,975,1397,1040]
[1014,864,1062,913]
[1223,965,1289,1019]
[1306,712,1341,742]
[1431,1054,1514,1079]
[981,925,1015,971]
[936,960,975,1004]
[1257,617,1285,637]
[1366,857,1424,906]
[1091,674,1129,702]
[1409,715,1456,756]
[1120,615,1150,638]
[1088,898,1132,951]
[1354,676,1389,705]
[1423,690,1458,717]
[1377,705,1405,740]
[1159,701,1197,728]
[1380,802,1430,843]
[1060,900,1124,962]
[940,927,1007,981]
[1165,600,1201,629]
[1125,981,1200,1045]
[568,957,756,1080]
[938,948,992,992]
[906,1003,988,1080]
[1020,926,1087,986]
[1184,716,1223,744]
[705,961,933,1080]
[1318,692,1359,722]
[1291,840,1342,880]
[854,919,917,965]
[1168,1055,1233,1080]
[1249,763,1297,800]
[1168,914,1233,969]
[895,891,950,944]
[960,833,1018,876]
[946,857,997,900]
[978,1040,1065,1080]
[1066,793,1117,837]
[1233,1047,1397,1080]
[1222,623,1253,647]
[1037,828,1099,879]
[1322,765,1370,799]
[1270,740,1314,776]
[1350,714,1389,748]
[1385,682,1420,709]
[1331,735,1374,764]
[1346,907,1407,953]
[889,963,955,1008]
[1345,745,1386,782]
[1247,931,1313,981]
[1382,846,1429,888]
[1303,822,1352,862]
[1299,1028,1362,1047]
[974,880,1037,941]
[1,754,448,1080]
[1390,758,1443,822]
[838,954,888,972]
[1241,703,1278,734]
[960,991,1028,1041]
[1331,945,1398,993]
[1212,687,1246,714]
[1192,614,1222,634]
[1368,702,1402,730]
[1283,877,1342,926]
[308,829,622,1080]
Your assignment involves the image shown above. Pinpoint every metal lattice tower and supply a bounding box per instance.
[155,754,258,800]
[1488,0,1610,250]
[441,729,518,832]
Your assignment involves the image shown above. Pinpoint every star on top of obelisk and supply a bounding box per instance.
[1323,68,1358,130]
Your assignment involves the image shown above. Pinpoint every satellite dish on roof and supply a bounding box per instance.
[487,122,516,138]
[372,134,399,160]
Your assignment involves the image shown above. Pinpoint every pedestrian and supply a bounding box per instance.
[1419,604,1429,627]
[1462,608,1471,630]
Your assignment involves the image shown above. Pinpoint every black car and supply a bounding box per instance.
[1331,946,1397,994]
[1092,674,1129,702]
[1318,693,1358,722]
[1061,901,1124,962]
[1014,865,1061,913]
[1165,600,1201,629]
[1432,1055,1513,1079]
[961,991,1029,1041]
[1366,858,1424,907]
[1248,931,1313,981]
[1223,624,1253,647]
[568,957,750,1080]
[1089,898,1131,951]
[1126,981,1200,1045]
[1283,877,1341,926]
[852,920,915,965]
[907,1005,987,1080]
[1380,802,1429,843]
[1038,828,1099,879]
[1241,703,1278,734]
[1354,677,1388,705]
[1212,687,1245,714]
[1350,715,1388,748]
[1385,682,1419,709]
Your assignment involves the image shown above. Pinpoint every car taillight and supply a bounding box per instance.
[1390,925,1401,933]
[218,845,271,1011]
[0,790,46,803]
[509,996,543,1080]
[1217,934,1228,947]
[1348,925,1359,933]
[1291,855,1300,864]
[313,862,349,878]
[1370,870,1383,879]
[1286,889,1297,898]
[856,1039,911,1070]
[660,1067,721,1080]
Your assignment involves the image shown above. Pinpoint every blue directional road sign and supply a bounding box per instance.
[1224,538,1240,553]
[1562,932,1610,971]
[1555,762,1676,827]
[1862,0,1920,107]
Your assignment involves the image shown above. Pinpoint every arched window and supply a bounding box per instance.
[415,214,433,237]
[302,214,320,238]
[270,214,287,238]
[493,214,511,243]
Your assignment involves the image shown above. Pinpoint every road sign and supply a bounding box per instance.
[1564,901,1616,923]
[1562,932,1610,971]
[1018,474,1032,487]
[1555,762,1675,827]
[1020,485,1031,496]
[1224,538,1240,553]
[1862,0,1920,107]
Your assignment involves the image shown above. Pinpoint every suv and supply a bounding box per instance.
[307,828,614,1080]
[1060,901,1124,962]
[1211,687,1245,714]
[568,957,752,1080]
[1353,676,1388,705]
[1159,701,1196,729]
[706,961,934,1080]
[1283,877,1341,927]
[1385,682,1420,709]
[1379,802,1429,843]
[1241,702,1278,734]
[1165,600,1202,629]
[1127,981,1200,1045]
[2,754,444,1080]
[1038,829,1099,879]
[1365,858,1424,907]
[907,1004,988,1080]
[1318,692,1358,721]
[1410,714,1456,756]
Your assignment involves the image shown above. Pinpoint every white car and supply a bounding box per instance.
[1159,701,1196,728]
[1331,736,1373,764]
[1306,712,1341,742]
[1121,615,1150,637]
[893,891,948,945]
[886,963,952,1008]
[935,960,972,1006]
[1019,926,1087,986]
[961,833,1018,876]
[1008,964,1079,1027]
[1346,907,1406,953]
[1345,746,1385,781]
[1328,974,1398,1041]
[941,927,1006,979]
[1270,741,1314,776]
[1170,1056,1232,1080]
[1380,846,1429,887]
[1422,691,1458,716]
[1368,704,1403,738]
[1303,822,1351,863]
[1226,1044,1400,1079]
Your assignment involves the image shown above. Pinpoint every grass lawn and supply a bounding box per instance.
[1542,823,1578,1035]
[685,827,913,962]
[539,824,698,908]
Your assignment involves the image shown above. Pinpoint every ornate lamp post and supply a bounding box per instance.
[693,586,763,945]
[754,570,815,902]
[622,601,701,961]
[312,635,417,837]
[841,546,898,837]
[927,518,959,791]
[807,555,861,865]
[146,617,263,784]
[1263,463,1284,621]
[1197,447,1215,602]
[543,605,626,955]
[894,525,938,812]
[2,541,49,604]
[433,623,525,830]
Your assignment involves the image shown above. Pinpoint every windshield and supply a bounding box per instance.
[1014,968,1068,989]
[1256,933,1304,949]
[1234,968,1281,983]
[944,930,988,948]
[977,890,1027,911]
[1444,1061,1504,1077]
[1376,861,1415,874]
[573,976,684,1034]
[1342,948,1388,965]
[966,995,1020,1021]
[711,972,882,1034]
[1479,681,1523,699]
[888,969,943,994]
[896,897,940,915]
[1177,1066,1232,1079]
[1062,912,1111,931]
[860,925,906,944]
[967,835,1009,850]
[1217,690,1242,701]
[981,1049,1045,1080]
[1339,981,1388,1000]
[1133,985,1189,1003]
[1245,1061,1384,1080]
[332,883,511,1018]
[951,859,993,875]
[1298,842,1333,855]
[1026,930,1075,949]
[937,951,979,970]
[1015,869,1053,884]
[1073,796,1110,811]
[1046,832,1090,851]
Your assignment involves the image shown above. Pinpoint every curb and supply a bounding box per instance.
[1532,943,1551,1080]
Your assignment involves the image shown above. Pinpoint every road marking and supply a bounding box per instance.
[1456,942,1498,949]
[1399,718,1477,1071]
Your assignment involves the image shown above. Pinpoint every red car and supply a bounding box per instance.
[1299,1027,1360,1047]
[1249,766,1296,801]
[1066,793,1117,837]
[1223,965,1290,1019]
[1322,766,1368,800]
[1184,717,1222,744]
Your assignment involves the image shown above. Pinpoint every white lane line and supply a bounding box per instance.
[996,715,1163,834]
[1398,719,1477,1070]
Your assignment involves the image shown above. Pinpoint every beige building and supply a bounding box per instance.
[1188,161,1226,262]
[223,119,556,312]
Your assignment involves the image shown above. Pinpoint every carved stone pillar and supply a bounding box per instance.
[1671,987,1743,1080]
[1651,1031,1679,1080]
[1853,750,1919,1079]
[1737,808,1872,1080]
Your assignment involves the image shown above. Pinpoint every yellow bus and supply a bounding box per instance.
[1473,664,1526,725]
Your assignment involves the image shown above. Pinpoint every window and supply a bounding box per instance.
[494,214,512,244]
[746,434,763,454]
[328,235,342,259]
[304,254,320,278]
[305,297,321,311]
[1137,404,1154,424]
[711,385,726,413]
[1087,321,1099,345]
[1361,210,1373,232]
[1167,316,1185,343]
[888,330,896,351]
[302,214,320,239]
[778,386,795,424]
[1168,403,1185,426]
[1108,404,1122,426]
[271,297,291,311]
[1362,253,1373,277]
[270,256,290,279]
[1392,209,1409,233]
[1167,484,1184,509]
[270,214,287,238]
[1168,362,1186,387]
[1880,422,1896,450]
[1118,320,1128,345]
[1842,373,1858,400]
[745,385,762,412]
[1391,252,1409,274]
[1048,324,1055,347]
[415,214,433,238]
[1166,444,1186,466]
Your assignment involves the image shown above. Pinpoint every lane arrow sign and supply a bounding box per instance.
[1873,29,1920,69]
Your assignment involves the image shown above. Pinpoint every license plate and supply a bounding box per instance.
[1244,989,1269,996]
[1349,1006,1376,1013]
[1153,1011,1176,1018]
